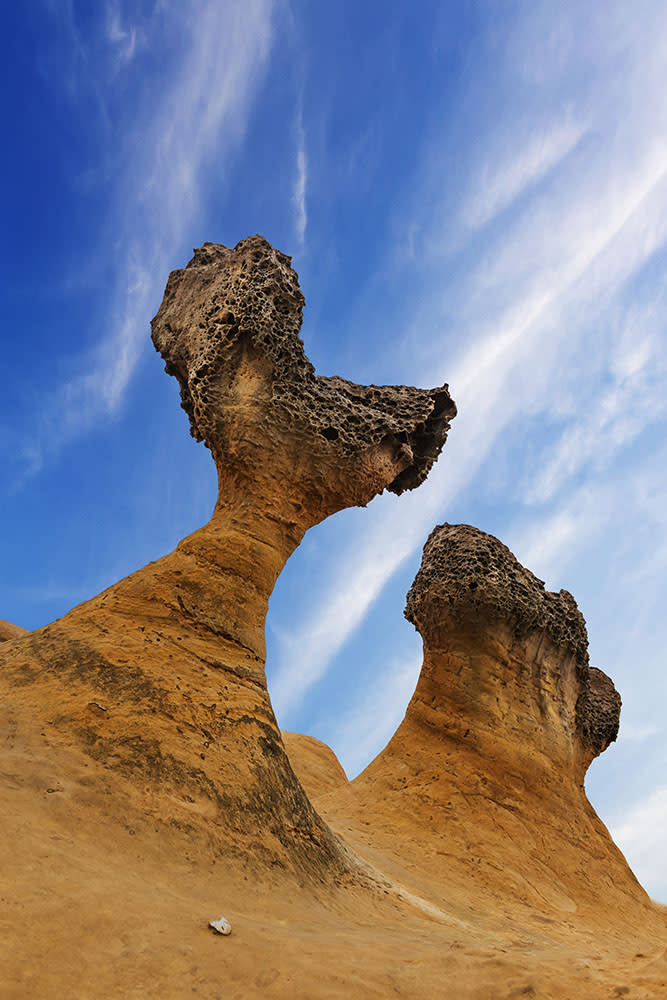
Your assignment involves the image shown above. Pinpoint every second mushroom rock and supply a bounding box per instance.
[315,523,652,933]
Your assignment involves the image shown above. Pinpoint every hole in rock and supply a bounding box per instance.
[265,502,423,784]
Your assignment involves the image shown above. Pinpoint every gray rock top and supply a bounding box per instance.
[405,523,589,662]
[579,666,621,755]
[151,236,456,495]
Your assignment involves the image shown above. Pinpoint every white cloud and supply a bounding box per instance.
[525,335,667,505]
[462,117,586,230]
[510,499,602,584]
[270,0,667,723]
[611,786,667,901]
[106,0,137,63]
[617,722,660,744]
[27,0,276,467]
[323,654,422,778]
[270,502,428,715]
[293,106,308,245]
[272,161,667,714]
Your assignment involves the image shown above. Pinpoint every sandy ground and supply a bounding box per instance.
[2,710,667,1000]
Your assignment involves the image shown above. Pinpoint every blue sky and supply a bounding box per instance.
[2,1,667,898]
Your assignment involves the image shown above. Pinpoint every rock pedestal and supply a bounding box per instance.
[319,525,651,932]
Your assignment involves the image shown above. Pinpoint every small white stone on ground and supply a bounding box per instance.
[208,916,232,935]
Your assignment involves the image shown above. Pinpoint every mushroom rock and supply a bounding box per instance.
[317,524,663,944]
[0,619,27,643]
[0,236,455,877]
[151,237,456,522]
[403,523,622,781]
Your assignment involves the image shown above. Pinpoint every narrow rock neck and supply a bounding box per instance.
[171,499,307,662]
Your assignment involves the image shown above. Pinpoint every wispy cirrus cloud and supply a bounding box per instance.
[12,0,276,478]
[293,105,308,245]
[462,117,586,231]
[525,342,667,506]
[270,0,667,726]
[271,167,667,716]
[322,653,422,778]
[106,0,137,64]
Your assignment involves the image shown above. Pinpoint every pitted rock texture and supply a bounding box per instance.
[580,665,622,755]
[151,236,455,515]
[405,523,589,662]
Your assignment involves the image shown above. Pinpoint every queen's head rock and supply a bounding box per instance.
[0,237,454,878]
[151,236,455,534]
[5,240,667,998]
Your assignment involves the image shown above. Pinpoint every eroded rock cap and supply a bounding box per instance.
[405,523,588,660]
[151,236,456,500]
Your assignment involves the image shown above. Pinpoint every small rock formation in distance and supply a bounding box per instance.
[0,619,27,643]
[281,731,349,800]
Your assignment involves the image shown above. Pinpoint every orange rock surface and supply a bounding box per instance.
[0,619,27,642]
[2,239,665,999]
[281,731,349,799]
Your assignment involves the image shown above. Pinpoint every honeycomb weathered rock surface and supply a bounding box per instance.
[151,236,456,519]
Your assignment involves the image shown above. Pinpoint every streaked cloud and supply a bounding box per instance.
[462,118,586,231]
[293,106,308,245]
[106,0,137,63]
[525,309,666,506]
[270,0,667,731]
[323,654,422,778]
[23,0,276,470]
[272,167,667,714]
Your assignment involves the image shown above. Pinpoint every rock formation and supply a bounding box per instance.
[404,523,622,779]
[316,524,661,941]
[0,619,27,642]
[152,238,455,516]
[0,236,455,878]
[3,241,667,998]
[281,731,349,800]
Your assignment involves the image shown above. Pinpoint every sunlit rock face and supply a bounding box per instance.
[0,619,27,643]
[281,731,349,800]
[317,524,655,934]
[0,236,455,876]
[4,239,667,998]
[403,523,621,780]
